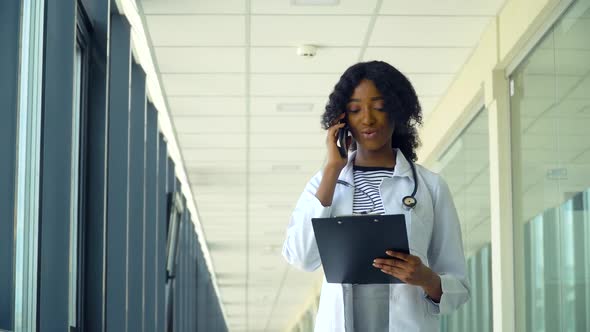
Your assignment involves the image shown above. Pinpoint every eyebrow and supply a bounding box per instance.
[348,96,384,102]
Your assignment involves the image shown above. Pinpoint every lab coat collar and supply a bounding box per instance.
[339,148,413,184]
[392,148,413,178]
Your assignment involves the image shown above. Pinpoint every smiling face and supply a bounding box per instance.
[346,79,395,154]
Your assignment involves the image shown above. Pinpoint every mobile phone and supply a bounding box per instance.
[336,122,350,158]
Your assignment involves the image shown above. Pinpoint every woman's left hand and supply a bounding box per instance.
[373,251,442,302]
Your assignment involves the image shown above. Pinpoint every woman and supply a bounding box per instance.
[282,61,470,332]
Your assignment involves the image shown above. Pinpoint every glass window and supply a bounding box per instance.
[68,42,83,329]
[436,109,492,332]
[0,1,22,330]
[510,0,590,331]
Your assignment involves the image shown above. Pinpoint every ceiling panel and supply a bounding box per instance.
[370,16,491,47]
[250,15,371,47]
[251,0,378,15]
[250,172,312,187]
[250,132,324,148]
[196,199,245,211]
[249,147,325,162]
[251,47,360,73]
[155,47,246,73]
[184,148,247,162]
[194,190,246,202]
[249,228,291,242]
[250,73,342,96]
[172,115,246,133]
[145,15,246,46]
[250,115,325,134]
[179,133,247,149]
[250,191,303,204]
[168,96,246,116]
[363,47,472,74]
[142,0,246,14]
[405,73,455,96]
[190,172,249,184]
[380,0,504,16]
[248,183,310,195]
[186,160,248,175]
[162,73,245,96]
[250,97,326,116]
[191,171,247,186]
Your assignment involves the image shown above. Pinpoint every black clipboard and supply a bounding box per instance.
[311,214,409,284]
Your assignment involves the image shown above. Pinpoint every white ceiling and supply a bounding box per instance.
[138,0,507,331]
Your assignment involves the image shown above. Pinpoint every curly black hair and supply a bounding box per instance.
[322,61,423,162]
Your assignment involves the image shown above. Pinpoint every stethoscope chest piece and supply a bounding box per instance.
[402,196,417,210]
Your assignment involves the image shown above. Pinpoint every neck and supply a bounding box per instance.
[354,146,396,168]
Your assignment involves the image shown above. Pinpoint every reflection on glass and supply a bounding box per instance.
[68,44,83,328]
[437,109,492,332]
[511,0,590,330]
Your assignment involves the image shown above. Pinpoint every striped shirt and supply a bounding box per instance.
[352,165,395,215]
[350,165,395,331]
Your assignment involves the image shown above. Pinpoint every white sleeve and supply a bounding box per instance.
[423,175,471,315]
[282,171,333,272]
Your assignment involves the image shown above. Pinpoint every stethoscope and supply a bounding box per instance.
[335,159,418,214]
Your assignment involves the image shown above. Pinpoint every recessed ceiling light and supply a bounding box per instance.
[276,103,314,113]
[292,0,339,5]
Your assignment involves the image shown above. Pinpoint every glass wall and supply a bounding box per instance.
[436,109,493,332]
[0,0,229,330]
[510,0,590,330]
[69,41,84,330]
[0,1,22,330]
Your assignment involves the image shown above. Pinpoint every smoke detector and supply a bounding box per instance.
[297,44,317,57]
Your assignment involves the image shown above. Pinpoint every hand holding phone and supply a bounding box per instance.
[325,117,349,171]
[336,122,350,158]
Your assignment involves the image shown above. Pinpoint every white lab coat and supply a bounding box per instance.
[282,149,470,332]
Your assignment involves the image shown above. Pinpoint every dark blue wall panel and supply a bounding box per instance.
[157,134,168,332]
[144,103,158,332]
[106,14,131,332]
[38,0,76,330]
[82,1,111,331]
[128,61,146,332]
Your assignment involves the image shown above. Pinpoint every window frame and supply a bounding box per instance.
[165,191,185,332]
[69,2,92,330]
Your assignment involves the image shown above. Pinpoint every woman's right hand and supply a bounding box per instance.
[316,114,348,207]
[325,113,348,171]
